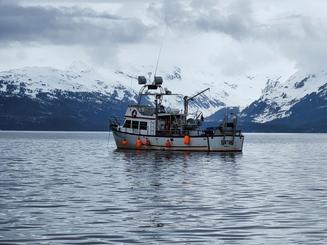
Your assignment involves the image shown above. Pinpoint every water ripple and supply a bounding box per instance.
[1,132,327,244]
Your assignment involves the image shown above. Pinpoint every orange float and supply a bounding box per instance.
[183,135,191,145]
[121,139,129,145]
[136,138,142,149]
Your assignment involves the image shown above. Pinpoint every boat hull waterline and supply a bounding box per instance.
[113,131,244,152]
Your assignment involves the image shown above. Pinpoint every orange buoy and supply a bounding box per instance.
[183,135,191,145]
[144,137,151,146]
[136,138,142,149]
[121,139,129,146]
[165,139,172,148]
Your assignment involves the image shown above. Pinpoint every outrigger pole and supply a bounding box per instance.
[183,88,210,116]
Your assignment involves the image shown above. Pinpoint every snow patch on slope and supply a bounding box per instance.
[0,63,139,103]
[251,70,327,123]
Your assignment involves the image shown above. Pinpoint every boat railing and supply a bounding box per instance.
[165,107,181,114]
[221,130,243,136]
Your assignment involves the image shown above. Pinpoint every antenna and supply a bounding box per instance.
[153,26,168,78]
[154,41,163,78]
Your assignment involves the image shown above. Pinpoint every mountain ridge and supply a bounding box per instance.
[1,64,326,132]
[239,70,327,132]
[0,64,232,130]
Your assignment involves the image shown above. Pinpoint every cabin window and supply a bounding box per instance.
[123,120,131,128]
[132,120,139,129]
[140,121,147,130]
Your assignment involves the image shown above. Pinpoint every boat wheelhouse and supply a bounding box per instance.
[110,76,244,152]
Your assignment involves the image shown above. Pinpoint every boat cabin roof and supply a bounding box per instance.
[128,105,155,116]
[126,104,184,119]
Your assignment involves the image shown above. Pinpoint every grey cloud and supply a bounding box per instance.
[149,0,327,70]
[0,1,151,45]
[195,12,253,39]
[194,0,254,39]
[255,15,327,71]
[148,0,255,40]
[1,0,327,72]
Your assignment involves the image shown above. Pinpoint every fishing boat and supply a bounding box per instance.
[110,76,244,152]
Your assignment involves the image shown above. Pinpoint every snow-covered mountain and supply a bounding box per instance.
[240,70,327,132]
[0,62,256,130]
[0,62,139,103]
[2,62,325,131]
[0,62,257,115]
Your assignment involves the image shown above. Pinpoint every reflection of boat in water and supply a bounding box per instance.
[110,75,244,152]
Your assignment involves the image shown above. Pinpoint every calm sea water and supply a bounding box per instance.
[0,131,327,244]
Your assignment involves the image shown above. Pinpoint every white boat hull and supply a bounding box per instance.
[113,131,244,152]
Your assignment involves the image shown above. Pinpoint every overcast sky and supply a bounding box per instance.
[1,0,327,83]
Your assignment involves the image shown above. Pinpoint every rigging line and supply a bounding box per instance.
[107,127,111,146]
[154,25,168,78]
[209,86,212,101]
